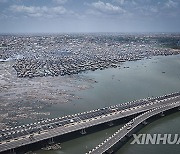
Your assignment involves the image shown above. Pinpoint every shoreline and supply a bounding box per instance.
[1,54,180,128]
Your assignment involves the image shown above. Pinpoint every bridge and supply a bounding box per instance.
[0,92,180,153]
[87,99,180,154]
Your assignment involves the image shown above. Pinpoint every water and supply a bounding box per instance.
[36,54,180,154]
[117,112,180,154]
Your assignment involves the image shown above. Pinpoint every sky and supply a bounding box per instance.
[0,0,180,33]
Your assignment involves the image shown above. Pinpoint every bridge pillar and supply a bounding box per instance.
[142,120,148,125]
[10,148,15,154]
[49,137,54,144]
[160,112,165,117]
[126,133,132,138]
[107,122,114,126]
[80,128,86,135]
[106,148,114,154]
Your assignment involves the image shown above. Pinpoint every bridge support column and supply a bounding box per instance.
[107,149,114,154]
[142,120,148,125]
[49,137,54,144]
[107,122,114,126]
[126,133,132,138]
[10,148,15,154]
[160,112,165,117]
[80,128,86,135]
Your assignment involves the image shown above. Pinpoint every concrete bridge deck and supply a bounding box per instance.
[87,99,180,154]
[0,92,179,153]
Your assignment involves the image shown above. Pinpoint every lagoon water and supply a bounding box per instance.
[36,54,180,154]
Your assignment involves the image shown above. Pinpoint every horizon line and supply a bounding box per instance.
[0,31,180,35]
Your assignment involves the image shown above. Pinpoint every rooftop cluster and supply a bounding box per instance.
[0,34,180,78]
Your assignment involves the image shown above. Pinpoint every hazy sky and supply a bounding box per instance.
[0,0,180,33]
